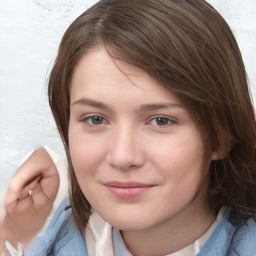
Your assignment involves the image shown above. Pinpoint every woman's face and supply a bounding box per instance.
[68,46,216,232]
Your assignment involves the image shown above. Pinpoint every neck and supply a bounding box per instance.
[121,192,216,256]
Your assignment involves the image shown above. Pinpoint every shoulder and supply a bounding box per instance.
[230,217,256,256]
[25,196,88,256]
[198,208,256,256]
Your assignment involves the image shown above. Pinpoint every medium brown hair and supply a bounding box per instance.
[48,0,256,232]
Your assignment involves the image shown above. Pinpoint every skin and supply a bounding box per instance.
[69,46,217,255]
[0,45,219,255]
[0,148,59,251]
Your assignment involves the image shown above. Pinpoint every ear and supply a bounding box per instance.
[211,151,219,160]
[211,146,230,160]
[211,132,232,161]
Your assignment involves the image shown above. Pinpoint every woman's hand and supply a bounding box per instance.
[0,147,60,249]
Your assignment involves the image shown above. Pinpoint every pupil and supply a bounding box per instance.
[156,117,168,126]
[92,116,103,124]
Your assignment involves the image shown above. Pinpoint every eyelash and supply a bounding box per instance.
[148,116,175,127]
[81,115,176,128]
[81,115,108,126]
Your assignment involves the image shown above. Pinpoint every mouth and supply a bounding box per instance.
[103,181,154,199]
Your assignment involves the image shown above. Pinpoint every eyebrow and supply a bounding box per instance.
[71,97,182,111]
[140,103,182,111]
[71,98,111,110]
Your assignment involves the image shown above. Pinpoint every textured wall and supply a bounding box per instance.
[0,0,255,201]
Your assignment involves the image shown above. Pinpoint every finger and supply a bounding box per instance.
[4,186,30,213]
[10,195,35,215]
[5,188,36,215]
[17,175,42,201]
[40,173,60,202]
[0,239,4,254]
[26,169,59,203]
[30,183,53,217]
[7,148,59,197]
[7,148,56,194]
[25,175,42,188]
[4,185,33,215]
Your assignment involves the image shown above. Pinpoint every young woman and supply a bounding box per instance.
[1,0,256,255]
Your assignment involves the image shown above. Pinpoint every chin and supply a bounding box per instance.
[103,213,152,231]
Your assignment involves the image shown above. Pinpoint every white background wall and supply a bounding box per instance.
[0,0,256,202]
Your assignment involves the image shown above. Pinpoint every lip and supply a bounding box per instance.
[103,181,154,199]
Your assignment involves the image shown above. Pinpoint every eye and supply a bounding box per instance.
[149,117,173,126]
[84,115,107,125]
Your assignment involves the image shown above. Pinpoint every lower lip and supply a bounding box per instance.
[105,185,153,199]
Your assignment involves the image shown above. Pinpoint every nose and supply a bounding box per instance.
[106,124,145,170]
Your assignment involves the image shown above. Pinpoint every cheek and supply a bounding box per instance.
[68,130,105,179]
[68,132,104,205]
[68,131,113,213]
[153,134,204,169]
[159,138,208,208]
[149,132,206,187]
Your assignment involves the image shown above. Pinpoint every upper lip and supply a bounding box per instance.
[104,181,154,188]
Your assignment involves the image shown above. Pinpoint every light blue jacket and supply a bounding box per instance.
[25,196,256,256]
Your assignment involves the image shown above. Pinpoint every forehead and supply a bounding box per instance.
[69,46,183,108]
